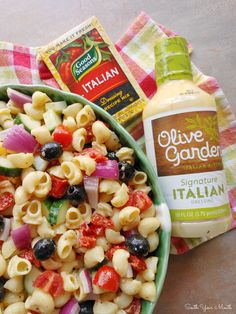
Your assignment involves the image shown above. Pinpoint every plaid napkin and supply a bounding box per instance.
[0,12,236,254]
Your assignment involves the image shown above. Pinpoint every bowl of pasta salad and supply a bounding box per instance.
[0,84,171,314]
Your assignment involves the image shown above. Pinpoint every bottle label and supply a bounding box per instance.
[144,107,230,221]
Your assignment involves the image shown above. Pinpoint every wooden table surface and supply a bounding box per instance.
[0,0,235,313]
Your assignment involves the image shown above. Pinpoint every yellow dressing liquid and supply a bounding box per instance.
[143,36,231,238]
[143,79,231,238]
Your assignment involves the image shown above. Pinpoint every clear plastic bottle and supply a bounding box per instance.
[143,36,231,238]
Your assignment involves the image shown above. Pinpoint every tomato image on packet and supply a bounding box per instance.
[39,17,147,125]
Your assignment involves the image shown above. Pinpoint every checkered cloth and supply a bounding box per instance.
[0,12,235,254]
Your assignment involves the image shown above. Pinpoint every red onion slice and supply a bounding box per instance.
[79,269,92,294]
[7,88,32,108]
[3,125,38,153]
[91,160,119,180]
[11,224,31,249]
[59,298,80,314]
[83,176,99,209]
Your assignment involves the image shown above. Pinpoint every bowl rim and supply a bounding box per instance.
[0,84,171,313]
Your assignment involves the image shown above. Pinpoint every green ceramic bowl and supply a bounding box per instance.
[0,84,171,314]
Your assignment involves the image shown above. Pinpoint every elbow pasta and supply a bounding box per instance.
[111,183,129,207]
[37,217,55,238]
[22,171,52,198]
[114,292,133,309]
[71,128,87,152]
[96,202,113,217]
[93,301,118,314]
[130,170,147,185]
[7,255,32,278]
[22,200,43,225]
[4,276,24,293]
[65,207,82,229]
[73,285,88,302]
[0,90,161,312]
[91,141,107,155]
[112,249,130,277]
[59,260,78,273]
[96,237,111,251]
[3,302,27,314]
[76,105,96,127]
[41,258,62,271]
[105,229,125,244]
[14,186,30,205]
[78,202,92,224]
[84,246,104,268]
[120,278,142,296]
[116,147,134,164]
[63,102,83,118]
[61,161,83,185]
[2,291,25,307]
[13,202,29,220]
[141,257,158,282]
[92,120,111,143]
[147,231,160,252]
[104,131,121,151]
[0,108,13,129]
[24,102,44,120]
[62,116,77,131]
[99,179,120,194]
[58,151,74,163]
[47,165,65,179]
[119,206,140,227]
[61,271,80,292]
[138,217,160,238]
[2,238,17,260]
[54,291,71,308]
[139,281,157,302]
[25,289,55,314]
[57,230,76,260]
[31,126,52,145]
[73,155,96,176]
[32,91,51,109]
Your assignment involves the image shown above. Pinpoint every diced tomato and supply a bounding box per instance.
[20,249,41,268]
[78,222,93,236]
[79,235,97,248]
[125,190,152,213]
[33,270,64,297]
[105,244,127,261]
[85,125,94,143]
[78,222,104,239]
[129,255,147,272]
[0,192,14,212]
[89,224,105,237]
[49,176,68,198]
[78,148,108,163]
[125,298,141,314]
[93,265,120,292]
[91,213,114,229]
[52,125,72,148]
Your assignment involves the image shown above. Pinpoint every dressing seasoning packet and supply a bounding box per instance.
[39,16,147,125]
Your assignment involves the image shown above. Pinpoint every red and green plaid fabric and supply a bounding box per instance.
[0,12,235,254]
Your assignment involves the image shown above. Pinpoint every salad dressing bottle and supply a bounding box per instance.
[143,36,231,238]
